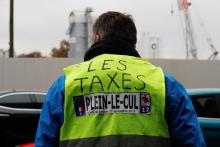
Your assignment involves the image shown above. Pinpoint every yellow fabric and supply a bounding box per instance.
[60,54,169,141]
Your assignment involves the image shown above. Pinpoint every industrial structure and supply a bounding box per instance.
[175,0,218,60]
[138,32,161,59]
[67,7,93,59]
[66,2,218,60]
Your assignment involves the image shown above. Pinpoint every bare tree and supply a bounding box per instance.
[17,51,43,58]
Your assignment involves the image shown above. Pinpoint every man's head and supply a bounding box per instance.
[92,11,137,45]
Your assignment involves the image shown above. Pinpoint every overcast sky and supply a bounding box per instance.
[0,0,219,59]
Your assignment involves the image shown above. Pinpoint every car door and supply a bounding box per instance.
[191,93,220,147]
[0,93,41,146]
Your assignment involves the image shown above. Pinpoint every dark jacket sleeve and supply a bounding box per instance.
[165,73,206,146]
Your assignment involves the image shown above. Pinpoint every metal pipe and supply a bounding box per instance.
[9,0,14,57]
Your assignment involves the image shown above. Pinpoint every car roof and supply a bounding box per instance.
[187,88,220,96]
[0,90,46,97]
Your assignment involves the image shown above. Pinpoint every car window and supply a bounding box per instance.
[31,94,45,109]
[34,94,45,103]
[191,95,220,118]
[0,94,32,108]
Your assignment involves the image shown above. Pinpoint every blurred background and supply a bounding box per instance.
[1,0,220,90]
[0,0,219,59]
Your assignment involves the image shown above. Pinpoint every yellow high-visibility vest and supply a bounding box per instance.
[60,54,170,147]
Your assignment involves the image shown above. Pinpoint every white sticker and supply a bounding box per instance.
[73,92,151,117]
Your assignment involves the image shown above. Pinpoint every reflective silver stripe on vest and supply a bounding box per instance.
[60,135,170,147]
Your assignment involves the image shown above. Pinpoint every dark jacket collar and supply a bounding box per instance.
[84,39,141,61]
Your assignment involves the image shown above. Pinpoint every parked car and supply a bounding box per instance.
[0,91,46,147]
[1,89,220,146]
[187,88,220,147]
[16,143,34,147]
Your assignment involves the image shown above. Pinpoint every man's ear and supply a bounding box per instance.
[92,33,103,43]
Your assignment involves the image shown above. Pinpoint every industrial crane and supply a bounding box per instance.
[172,0,218,60]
